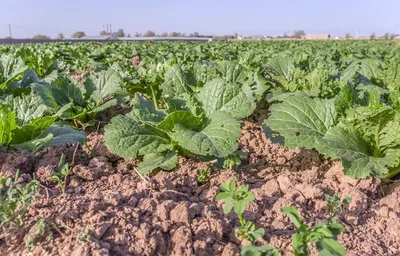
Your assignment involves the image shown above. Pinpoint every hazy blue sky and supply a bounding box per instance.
[0,0,399,38]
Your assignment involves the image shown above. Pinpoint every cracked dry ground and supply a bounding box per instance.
[1,121,400,256]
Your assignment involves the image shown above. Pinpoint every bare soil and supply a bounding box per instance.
[1,121,399,256]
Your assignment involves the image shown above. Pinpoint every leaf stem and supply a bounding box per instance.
[382,165,400,179]
[238,213,245,227]
[150,85,159,109]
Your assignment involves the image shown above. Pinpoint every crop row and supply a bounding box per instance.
[1,40,399,178]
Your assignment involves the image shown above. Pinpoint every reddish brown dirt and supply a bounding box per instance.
[70,69,92,84]
[129,56,141,68]
[1,122,399,256]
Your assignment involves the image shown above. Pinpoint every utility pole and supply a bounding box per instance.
[8,24,12,38]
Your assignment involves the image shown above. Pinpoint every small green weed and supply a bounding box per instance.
[281,206,346,256]
[216,179,264,243]
[49,153,72,197]
[197,167,211,185]
[240,206,347,256]
[217,150,248,170]
[26,218,53,249]
[241,245,280,256]
[325,193,352,223]
[235,193,351,256]
[0,171,39,230]
[77,226,95,244]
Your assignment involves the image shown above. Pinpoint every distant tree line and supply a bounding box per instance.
[32,34,51,40]
[132,31,204,37]
[344,32,397,40]
[5,28,222,40]
[13,30,204,40]
[99,28,127,37]
[11,30,399,40]
[292,30,305,38]
[90,29,204,38]
[274,30,305,39]
[27,31,86,40]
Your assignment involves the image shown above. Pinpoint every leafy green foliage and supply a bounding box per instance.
[196,78,256,118]
[105,94,241,174]
[33,67,124,127]
[0,55,27,90]
[241,245,280,256]
[0,108,16,145]
[2,92,48,125]
[216,179,254,215]
[0,102,86,152]
[0,171,39,230]
[216,180,264,243]
[265,57,343,98]
[49,153,73,196]
[129,94,166,123]
[3,40,400,255]
[218,150,248,169]
[227,150,248,168]
[237,220,266,243]
[137,151,178,175]
[325,193,352,224]
[264,95,337,149]
[171,111,240,158]
[104,114,171,159]
[264,94,400,178]
[281,207,346,256]
[160,64,195,97]
[238,196,350,256]
[14,125,87,152]
[197,166,211,185]
[2,40,400,181]
[13,46,63,79]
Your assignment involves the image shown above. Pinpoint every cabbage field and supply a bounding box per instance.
[1,40,400,256]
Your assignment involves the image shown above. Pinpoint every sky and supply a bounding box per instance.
[0,0,399,38]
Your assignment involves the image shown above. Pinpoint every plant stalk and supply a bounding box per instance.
[150,85,159,109]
